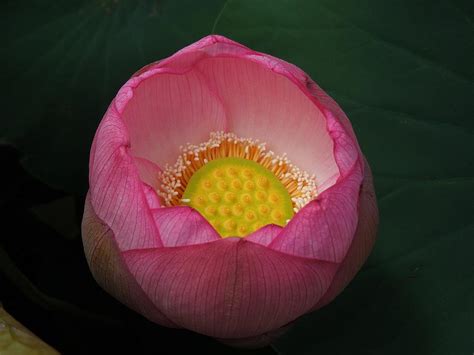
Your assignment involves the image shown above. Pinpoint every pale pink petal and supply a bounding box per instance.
[117,35,366,194]
[82,194,176,327]
[119,65,227,168]
[197,57,339,189]
[152,206,220,247]
[245,224,282,246]
[252,53,359,144]
[132,156,162,209]
[313,159,378,309]
[123,238,338,339]
[267,104,363,261]
[133,156,162,190]
[89,104,162,250]
[305,78,359,144]
[126,35,345,190]
[142,184,161,210]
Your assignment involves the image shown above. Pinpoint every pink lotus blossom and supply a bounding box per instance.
[82,35,378,346]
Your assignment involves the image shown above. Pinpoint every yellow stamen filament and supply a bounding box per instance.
[157,132,319,237]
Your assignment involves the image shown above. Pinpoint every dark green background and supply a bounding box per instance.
[1,0,473,354]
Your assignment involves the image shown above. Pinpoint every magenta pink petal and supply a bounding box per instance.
[123,238,338,339]
[89,104,162,250]
[152,206,220,247]
[245,224,283,246]
[268,165,362,262]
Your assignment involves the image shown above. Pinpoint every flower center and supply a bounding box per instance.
[158,132,318,238]
[182,157,294,237]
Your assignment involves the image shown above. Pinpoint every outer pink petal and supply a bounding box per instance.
[81,194,176,328]
[152,206,220,247]
[268,166,362,262]
[89,104,163,250]
[123,238,338,339]
[313,158,378,309]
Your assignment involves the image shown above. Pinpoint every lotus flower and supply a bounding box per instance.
[82,35,378,346]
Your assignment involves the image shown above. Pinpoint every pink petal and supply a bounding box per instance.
[253,53,360,145]
[133,156,162,190]
[305,78,359,144]
[197,57,339,188]
[128,35,344,189]
[119,64,227,168]
[268,164,362,262]
[132,157,163,209]
[267,101,363,261]
[245,224,282,246]
[123,238,338,339]
[162,35,252,70]
[89,104,162,250]
[152,206,220,247]
[82,194,176,327]
[142,184,161,210]
[313,158,378,309]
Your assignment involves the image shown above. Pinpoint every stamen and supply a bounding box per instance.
[157,131,318,211]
